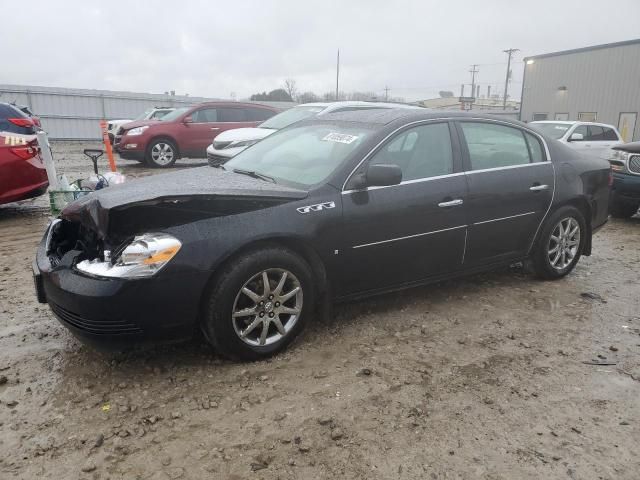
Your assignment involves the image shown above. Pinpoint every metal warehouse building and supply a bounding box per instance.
[520,38,640,142]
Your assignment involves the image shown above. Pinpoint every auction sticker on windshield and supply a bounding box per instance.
[322,132,359,144]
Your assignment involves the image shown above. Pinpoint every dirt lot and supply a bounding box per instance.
[1,142,639,479]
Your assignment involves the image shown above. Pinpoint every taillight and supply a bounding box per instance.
[10,142,39,160]
[8,117,35,128]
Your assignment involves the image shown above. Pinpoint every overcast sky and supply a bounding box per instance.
[2,0,640,102]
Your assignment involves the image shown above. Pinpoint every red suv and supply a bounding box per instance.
[116,102,278,167]
[0,103,48,205]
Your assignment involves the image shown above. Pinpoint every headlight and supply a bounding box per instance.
[229,139,258,149]
[76,233,181,278]
[127,126,149,136]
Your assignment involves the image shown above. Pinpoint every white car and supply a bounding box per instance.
[530,121,623,160]
[206,101,422,165]
[107,107,175,144]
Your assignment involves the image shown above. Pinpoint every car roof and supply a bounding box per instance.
[296,101,422,111]
[315,108,531,127]
[531,120,617,129]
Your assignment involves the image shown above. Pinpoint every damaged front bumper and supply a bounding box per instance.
[34,225,208,350]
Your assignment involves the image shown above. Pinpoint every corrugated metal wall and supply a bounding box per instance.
[520,42,640,141]
[0,84,295,140]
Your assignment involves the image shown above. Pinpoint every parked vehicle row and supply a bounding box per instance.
[107,107,175,144]
[115,102,278,167]
[35,109,611,360]
[0,102,48,205]
[530,120,623,160]
[206,101,423,166]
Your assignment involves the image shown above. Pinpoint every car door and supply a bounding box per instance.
[340,121,468,295]
[181,107,221,155]
[457,120,554,266]
[566,124,592,155]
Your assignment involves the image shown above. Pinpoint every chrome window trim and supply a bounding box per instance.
[341,116,553,192]
[352,225,467,249]
[473,211,537,225]
[342,171,465,195]
[464,162,551,175]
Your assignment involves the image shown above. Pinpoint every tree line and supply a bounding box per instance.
[249,79,405,103]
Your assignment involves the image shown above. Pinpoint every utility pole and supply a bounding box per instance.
[503,48,519,109]
[469,64,479,99]
[383,85,390,101]
[335,49,340,101]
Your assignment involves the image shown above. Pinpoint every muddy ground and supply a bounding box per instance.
[1,142,639,479]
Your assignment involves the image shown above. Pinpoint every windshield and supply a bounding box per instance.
[159,107,191,122]
[259,105,326,130]
[224,123,372,188]
[531,122,571,140]
[134,108,154,121]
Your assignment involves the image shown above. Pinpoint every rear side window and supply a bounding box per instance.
[193,108,218,122]
[246,108,275,122]
[524,132,545,163]
[370,122,453,181]
[588,126,605,141]
[219,108,247,122]
[602,127,619,141]
[460,122,531,170]
[0,104,35,134]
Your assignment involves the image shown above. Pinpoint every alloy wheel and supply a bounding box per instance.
[232,269,303,347]
[547,217,580,271]
[150,142,174,166]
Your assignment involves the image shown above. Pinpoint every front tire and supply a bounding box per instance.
[145,139,177,168]
[202,247,315,361]
[532,206,586,280]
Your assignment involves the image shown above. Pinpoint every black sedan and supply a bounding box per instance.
[34,110,610,360]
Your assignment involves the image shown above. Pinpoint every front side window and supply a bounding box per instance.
[370,123,453,181]
[225,123,372,188]
[572,125,589,140]
[193,108,218,122]
[460,122,531,170]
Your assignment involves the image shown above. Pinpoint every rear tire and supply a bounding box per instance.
[531,206,586,280]
[145,139,178,168]
[610,200,638,219]
[202,247,315,361]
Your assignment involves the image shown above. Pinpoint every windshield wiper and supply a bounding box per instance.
[232,168,276,183]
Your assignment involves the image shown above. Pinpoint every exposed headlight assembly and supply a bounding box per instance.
[76,233,181,279]
[127,126,149,136]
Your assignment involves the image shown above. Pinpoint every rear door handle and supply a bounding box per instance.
[530,184,549,191]
[211,127,221,131]
[438,199,464,207]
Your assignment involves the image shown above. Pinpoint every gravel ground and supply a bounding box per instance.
[1,141,639,479]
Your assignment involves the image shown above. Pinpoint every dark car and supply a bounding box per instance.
[609,142,640,218]
[34,110,610,360]
[0,102,48,205]
[115,102,278,168]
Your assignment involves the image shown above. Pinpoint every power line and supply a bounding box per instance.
[383,85,390,100]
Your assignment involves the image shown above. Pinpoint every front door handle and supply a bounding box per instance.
[530,184,549,191]
[211,127,221,131]
[438,199,464,208]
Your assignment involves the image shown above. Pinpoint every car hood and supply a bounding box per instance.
[613,141,640,153]
[61,166,308,237]
[120,119,162,132]
[213,127,276,143]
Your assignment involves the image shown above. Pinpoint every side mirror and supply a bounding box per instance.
[183,116,193,124]
[568,132,584,142]
[351,164,403,189]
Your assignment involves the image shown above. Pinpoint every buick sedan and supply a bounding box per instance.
[34,109,610,360]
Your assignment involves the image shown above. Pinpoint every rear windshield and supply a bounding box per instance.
[0,104,36,135]
[530,122,571,140]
